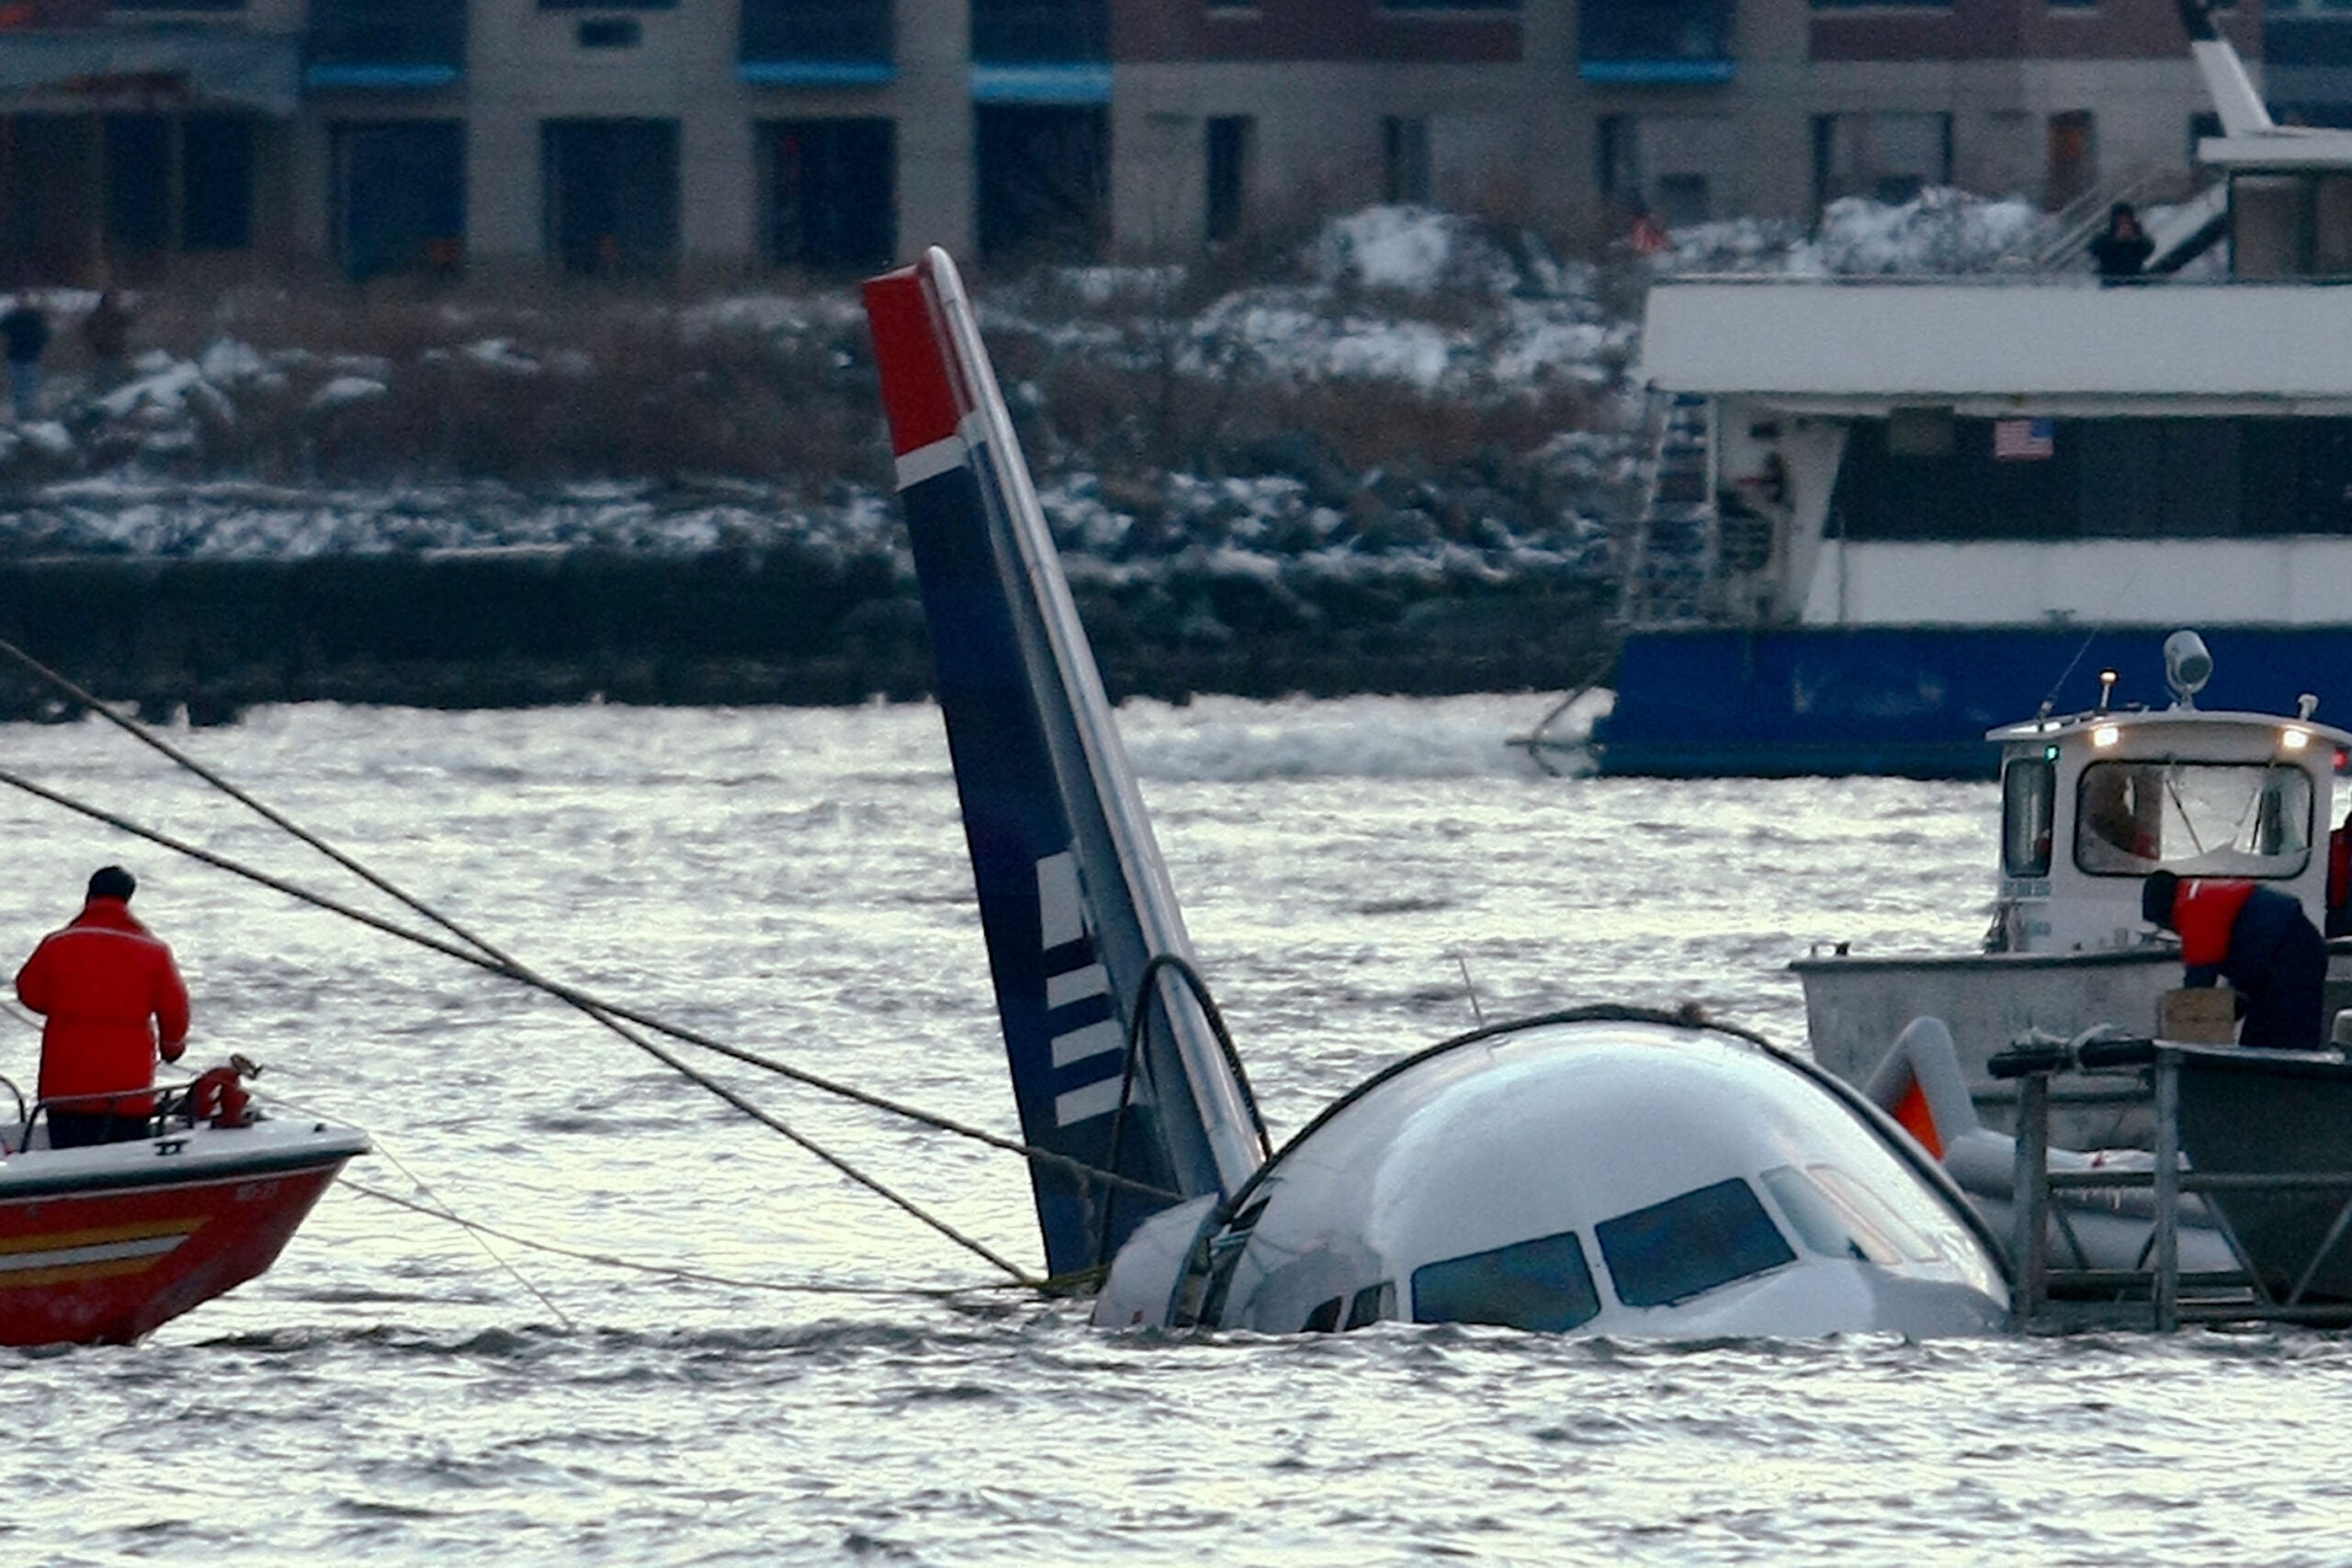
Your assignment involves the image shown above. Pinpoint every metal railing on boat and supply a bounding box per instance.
[1998,1033,2352,1331]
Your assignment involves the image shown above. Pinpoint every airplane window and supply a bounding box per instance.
[1344,1281,1395,1330]
[1761,1166,1900,1265]
[1595,1179,1798,1308]
[1303,1296,1343,1333]
[1807,1164,1935,1261]
[1410,1230,1601,1333]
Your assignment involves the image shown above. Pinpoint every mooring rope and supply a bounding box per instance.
[337,1179,1025,1302]
[0,759,1176,1208]
[0,643,1061,1282]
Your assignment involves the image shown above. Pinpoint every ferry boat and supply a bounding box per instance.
[1593,0,2352,778]
[0,1067,367,1346]
[1797,628,2352,1146]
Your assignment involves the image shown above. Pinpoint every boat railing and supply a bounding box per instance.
[1996,1031,2352,1330]
[6,1071,259,1156]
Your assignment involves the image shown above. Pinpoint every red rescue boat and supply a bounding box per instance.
[0,1070,367,1346]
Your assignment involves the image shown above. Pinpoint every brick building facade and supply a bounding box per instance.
[0,0,2264,283]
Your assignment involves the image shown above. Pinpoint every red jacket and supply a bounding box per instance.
[15,897,189,1117]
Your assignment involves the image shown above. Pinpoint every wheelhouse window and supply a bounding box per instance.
[1594,1178,1797,1308]
[1411,1229,1601,1332]
[2074,760,2312,878]
[2003,757,2055,877]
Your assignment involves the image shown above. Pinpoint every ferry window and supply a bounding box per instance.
[2002,758,2055,877]
[1594,1179,1797,1308]
[2074,761,2312,878]
[1411,1230,1601,1332]
[1762,1166,1902,1264]
[1303,1297,1342,1333]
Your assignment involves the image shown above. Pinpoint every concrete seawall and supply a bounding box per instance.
[0,550,1613,721]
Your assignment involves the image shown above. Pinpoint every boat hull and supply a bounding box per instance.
[0,1121,366,1347]
[1597,625,2352,779]
[1799,947,2352,1146]
[2172,1043,2352,1303]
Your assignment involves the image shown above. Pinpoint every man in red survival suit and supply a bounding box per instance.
[15,866,189,1147]
[2143,870,2328,1050]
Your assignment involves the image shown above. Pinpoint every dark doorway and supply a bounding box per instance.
[334,120,464,280]
[103,115,171,259]
[975,105,1106,264]
[2047,110,2096,209]
[1205,114,1250,243]
[0,116,98,282]
[542,118,679,276]
[182,115,254,251]
[760,118,894,272]
[1383,115,1430,204]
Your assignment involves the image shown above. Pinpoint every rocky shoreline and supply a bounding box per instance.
[0,547,1615,723]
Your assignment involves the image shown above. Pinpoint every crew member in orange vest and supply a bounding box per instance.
[2143,870,2327,1049]
[15,866,190,1147]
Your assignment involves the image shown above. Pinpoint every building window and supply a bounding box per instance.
[333,119,465,280]
[1579,0,1736,80]
[1383,116,1430,203]
[1205,115,1251,242]
[971,0,1108,62]
[740,0,892,62]
[108,1,245,10]
[182,114,254,250]
[976,104,1107,263]
[542,118,680,276]
[1812,112,1952,209]
[309,0,467,81]
[761,118,895,271]
[539,0,673,8]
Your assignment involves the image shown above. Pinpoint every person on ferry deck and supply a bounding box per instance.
[15,866,189,1147]
[2143,870,2327,1049]
[2088,203,2155,282]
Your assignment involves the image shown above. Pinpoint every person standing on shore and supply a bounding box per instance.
[80,291,130,392]
[1,294,50,421]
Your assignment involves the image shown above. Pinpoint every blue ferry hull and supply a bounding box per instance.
[1596,626,2352,778]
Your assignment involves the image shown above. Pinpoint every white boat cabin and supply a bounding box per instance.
[1988,649,2350,956]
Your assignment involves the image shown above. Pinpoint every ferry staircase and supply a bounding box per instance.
[1618,392,1717,626]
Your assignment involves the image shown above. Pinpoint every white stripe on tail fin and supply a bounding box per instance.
[864,250,1267,1278]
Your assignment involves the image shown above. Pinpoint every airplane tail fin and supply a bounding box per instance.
[864,250,1269,1279]
[1862,1017,1982,1160]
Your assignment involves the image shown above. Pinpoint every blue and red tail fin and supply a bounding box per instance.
[864,250,1267,1278]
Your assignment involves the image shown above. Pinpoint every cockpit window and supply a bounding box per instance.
[1594,1179,1798,1308]
[1761,1165,1901,1265]
[2075,761,2312,879]
[1806,1163,1935,1262]
[1411,1230,1601,1333]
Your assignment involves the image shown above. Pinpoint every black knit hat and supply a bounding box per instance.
[2142,869,2179,929]
[86,865,134,902]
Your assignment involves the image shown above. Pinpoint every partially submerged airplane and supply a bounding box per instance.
[864,250,2010,1336]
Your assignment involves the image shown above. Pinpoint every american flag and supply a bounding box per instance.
[1993,417,2055,460]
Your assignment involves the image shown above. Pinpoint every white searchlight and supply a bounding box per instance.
[2165,629,2214,709]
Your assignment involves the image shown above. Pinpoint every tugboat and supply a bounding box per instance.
[0,1064,367,1346]
[1798,628,2352,1147]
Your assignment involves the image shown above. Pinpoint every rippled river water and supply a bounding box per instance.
[5,694,2350,1565]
